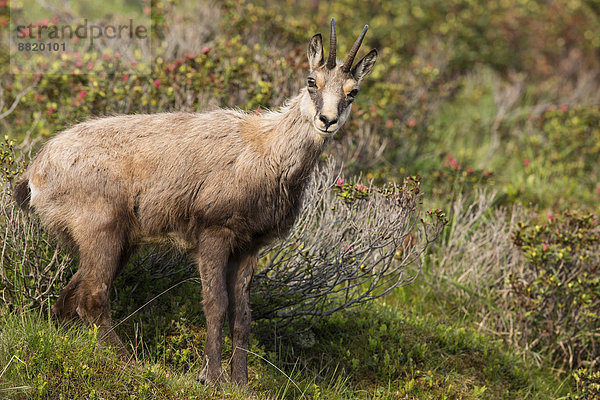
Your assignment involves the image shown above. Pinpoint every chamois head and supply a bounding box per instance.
[301,18,378,136]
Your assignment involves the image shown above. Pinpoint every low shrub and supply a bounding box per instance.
[512,210,600,369]
[509,105,600,208]
[253,162,446,322]
[0,137,75,309]
[428,152,494,207]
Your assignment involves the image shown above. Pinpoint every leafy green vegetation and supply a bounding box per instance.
[512,210,600,369]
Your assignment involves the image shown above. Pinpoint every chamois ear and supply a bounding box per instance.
[351,48,378,82]
[307,33,325,71]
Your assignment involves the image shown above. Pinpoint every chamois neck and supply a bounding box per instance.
[260,90,327,183]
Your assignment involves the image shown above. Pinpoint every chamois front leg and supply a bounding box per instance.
[227,251,257,386]
[197,230,231,385]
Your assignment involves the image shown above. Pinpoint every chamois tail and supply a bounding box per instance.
[14,178,31,211]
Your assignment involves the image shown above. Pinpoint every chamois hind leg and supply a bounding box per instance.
[226,251,257,386]
[197,229,232,385]
[52,214,132,358]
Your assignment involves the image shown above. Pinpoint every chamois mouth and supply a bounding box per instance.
[315,126,337,137]
[312,117,339,136]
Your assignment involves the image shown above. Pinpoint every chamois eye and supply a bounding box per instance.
[307,77,316,88]
[349,88,359,97]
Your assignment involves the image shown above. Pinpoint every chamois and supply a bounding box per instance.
[14,18,377,385]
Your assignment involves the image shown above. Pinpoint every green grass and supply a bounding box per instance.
[0,297,570,399]
[0,308,236,399]
[261,305,569,399]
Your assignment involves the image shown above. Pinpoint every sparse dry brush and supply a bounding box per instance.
[0,184,73,309]
[436,191,524,290]
[253,161,445,321]
[431,191,530,348]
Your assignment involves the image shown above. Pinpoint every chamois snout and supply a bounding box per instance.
[318,114,338,130]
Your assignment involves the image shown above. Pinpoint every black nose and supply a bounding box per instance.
[319,114,338,129]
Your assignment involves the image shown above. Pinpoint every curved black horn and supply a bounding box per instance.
[342,24,368,72]
[326,17,337,69]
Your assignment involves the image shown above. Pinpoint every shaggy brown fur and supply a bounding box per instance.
[15,20,377,386]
